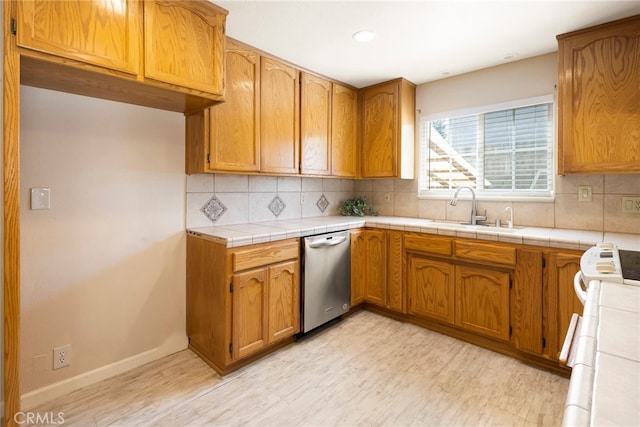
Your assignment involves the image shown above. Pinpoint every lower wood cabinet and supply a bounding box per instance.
[231,260,299,360]
[408,256,455,323]
[350,229,387,307]
[187,234,300,374]
[386,231,405,313]
[455,265,510,341]
[545,250,583,361]
[351,229,409,312]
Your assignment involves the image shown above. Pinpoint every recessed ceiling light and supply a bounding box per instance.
[440,71,451,76]
[503,53,519,60]
[353,30,375,42]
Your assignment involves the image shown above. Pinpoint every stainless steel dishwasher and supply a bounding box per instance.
[301,230,351,333]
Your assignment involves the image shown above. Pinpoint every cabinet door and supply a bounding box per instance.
[546,252,582,360]
[301,73,331,175]
[408,256,455,324]
[350,231,366,306]
[331,84,358,177]
[232,268,268,360]
[260,57,300,174]
[17,0,141,74]
[268,260,300,343]
[361,81,398,177]
[512,249,543,354]
[365,230,387,306]
[387,231,405,313]
[144,0,225,95]
[455,265,510,341]
[208,42,260,172]
[557,17,640,173]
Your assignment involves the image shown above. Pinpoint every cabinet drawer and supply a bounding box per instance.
[404,234,452,256]
[455,240,516,266]
[232,240,299,272]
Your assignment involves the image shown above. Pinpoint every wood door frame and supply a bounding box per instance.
[4,1,21,425]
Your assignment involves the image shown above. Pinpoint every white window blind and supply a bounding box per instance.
[419,99,554,199]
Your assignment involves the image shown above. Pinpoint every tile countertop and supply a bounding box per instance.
[562,281,640,426]
[187,215,640,250]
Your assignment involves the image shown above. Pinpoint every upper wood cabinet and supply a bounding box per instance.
[260,57,300,174]
[186,40,260,174]
[143,0,226,95]
[16,0,141,75]
[301,72,332,175]
[557,15,640,174]
[184,37,360,177]
[15,0,227,113]
[331,83,358,178]
[360,78,415,179]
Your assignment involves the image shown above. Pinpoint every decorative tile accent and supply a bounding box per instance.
[316,194,329,213]
[268,195,286,217]
[201,195,227,223]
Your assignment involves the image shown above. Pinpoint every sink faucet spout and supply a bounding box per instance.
[449,186,486,225]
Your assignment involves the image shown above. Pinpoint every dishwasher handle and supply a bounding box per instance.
[308,236,347,248]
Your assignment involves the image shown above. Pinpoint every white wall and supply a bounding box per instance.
[19,87,187,407]
[415,53,557,117]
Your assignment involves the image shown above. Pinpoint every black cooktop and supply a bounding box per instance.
[619,250,640,281]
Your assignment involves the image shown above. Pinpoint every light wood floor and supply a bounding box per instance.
[29,311,568,426]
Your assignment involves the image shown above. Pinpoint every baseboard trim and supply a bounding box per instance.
[21,335,188,410]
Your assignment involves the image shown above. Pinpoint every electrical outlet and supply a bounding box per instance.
[300,193,305,204]
[53,344,71,370]
[384,193,392,203]
[621,196,640,214]
[577,185,592,202]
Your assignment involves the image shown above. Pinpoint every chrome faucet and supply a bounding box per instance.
[449,186,487,225]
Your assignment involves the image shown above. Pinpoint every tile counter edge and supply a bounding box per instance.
[186,215,640,250]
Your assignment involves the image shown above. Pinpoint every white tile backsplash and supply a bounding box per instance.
[322,178,341,192]
[211,193,249,225]
[302,177,323,191]
[186,192,218,228]
[186,174,214,193]
[215,174,249,192]
[186,173,640,233]
[276,192,302,220]
[248,192,278,223]
[277,176,301,192]
[249,175,277,192]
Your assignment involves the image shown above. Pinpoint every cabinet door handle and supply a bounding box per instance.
[573,271,587,305]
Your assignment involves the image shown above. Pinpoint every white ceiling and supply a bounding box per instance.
[215,0,640,88]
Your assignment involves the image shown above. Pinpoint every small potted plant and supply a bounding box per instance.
[339,196,378,217]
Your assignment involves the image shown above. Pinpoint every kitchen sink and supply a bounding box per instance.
[429,221,521,233]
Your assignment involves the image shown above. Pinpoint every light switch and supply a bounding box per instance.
[31,187,51,210]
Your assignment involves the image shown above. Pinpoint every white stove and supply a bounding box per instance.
[575,242,640,304]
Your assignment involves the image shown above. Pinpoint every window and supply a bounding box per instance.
[419,96,554,200]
